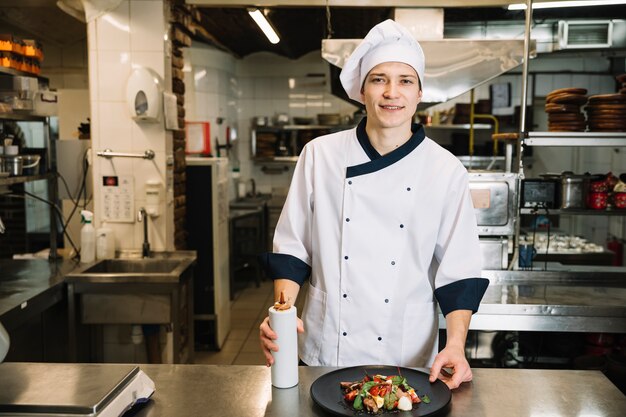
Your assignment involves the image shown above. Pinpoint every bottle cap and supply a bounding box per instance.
[81,210,93,223]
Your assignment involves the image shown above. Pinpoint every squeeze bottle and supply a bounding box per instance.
[80,210,96,263]
[96,222,115,260]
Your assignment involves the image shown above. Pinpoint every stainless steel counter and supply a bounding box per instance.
[0,259,77,330]
[452,267,626,333]
[3,363,622,417]
[1,260,626,336]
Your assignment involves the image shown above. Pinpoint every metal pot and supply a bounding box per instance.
[560,173,587,209]
[3,155,23,176]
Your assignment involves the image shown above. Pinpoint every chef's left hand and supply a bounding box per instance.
[428,345,472,390]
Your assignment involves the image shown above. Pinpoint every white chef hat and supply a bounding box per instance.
[340,19,425,104]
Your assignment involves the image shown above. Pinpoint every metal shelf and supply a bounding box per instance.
[520,208,626,216]
[0,112,48,122]
[0,173,53,186]
[425,123,492,130]
[255,124,352,131]
[0,66,48,83]
[525,132,626,147]
[252,156,299,164]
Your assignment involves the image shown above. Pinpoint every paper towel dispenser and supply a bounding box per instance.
[126,67,163,123]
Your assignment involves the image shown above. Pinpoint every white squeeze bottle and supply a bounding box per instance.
[80,210,96,263]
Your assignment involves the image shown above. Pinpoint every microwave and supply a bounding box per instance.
[521,179,560,209]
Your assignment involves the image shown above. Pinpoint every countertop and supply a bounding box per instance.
[0,259,78,329]
[1,258,626,333]
[2,363,623,416]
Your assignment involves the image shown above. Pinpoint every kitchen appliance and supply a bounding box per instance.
[186,157,231,350]
[0,363,154,417]
[521,178,560,209]
[561,173,587,209]
[469,171,517,236]
[479,238,509,270]
[469,172,517,270]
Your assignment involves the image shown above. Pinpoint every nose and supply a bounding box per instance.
[383,82,399,98]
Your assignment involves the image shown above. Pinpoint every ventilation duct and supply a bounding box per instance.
[323,38,535,108]
[56,0,124,23]
[557,20,613,49]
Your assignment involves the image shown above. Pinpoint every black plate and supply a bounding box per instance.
[310,365,451,417]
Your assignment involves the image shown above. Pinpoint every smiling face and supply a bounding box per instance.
[360,61,422,131]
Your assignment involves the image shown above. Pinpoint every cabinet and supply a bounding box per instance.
[0,67,58,260]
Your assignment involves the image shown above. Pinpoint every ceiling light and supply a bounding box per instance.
[508,0,626,10]
[248,9,280,45]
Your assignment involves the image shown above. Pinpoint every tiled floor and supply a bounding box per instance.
[195,279,275,365]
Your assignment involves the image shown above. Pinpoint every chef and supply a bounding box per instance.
[259,19,489,389]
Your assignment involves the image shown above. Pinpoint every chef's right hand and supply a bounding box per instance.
[259,316,304,367]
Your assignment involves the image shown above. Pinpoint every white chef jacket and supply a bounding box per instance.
[261,119,488,367]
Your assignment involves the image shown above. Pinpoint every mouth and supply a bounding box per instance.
[380,105,405,111]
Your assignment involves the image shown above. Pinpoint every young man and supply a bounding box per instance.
[259,19,488,389]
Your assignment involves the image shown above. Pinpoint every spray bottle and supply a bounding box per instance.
[80,210,96,263]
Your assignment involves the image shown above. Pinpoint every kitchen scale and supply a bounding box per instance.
[0,363,155,416]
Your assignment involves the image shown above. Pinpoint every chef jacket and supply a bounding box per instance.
[261,118,489,367]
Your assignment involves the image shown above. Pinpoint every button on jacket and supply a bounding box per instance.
[261,118,488,367]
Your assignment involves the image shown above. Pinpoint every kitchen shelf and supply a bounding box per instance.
[255,124,353,131]
[520,207,626,216]
[0,112,48,122]
[0,173,54,186]
[253,156,299,163]
[524,132,626,147]
[0,66,48,83]
[425,123,492,130]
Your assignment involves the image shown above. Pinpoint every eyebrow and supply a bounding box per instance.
[367,73,418,79]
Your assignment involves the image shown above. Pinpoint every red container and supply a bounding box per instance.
[589,179,608,193]
[614,192,626,209]
[587,192,608,210]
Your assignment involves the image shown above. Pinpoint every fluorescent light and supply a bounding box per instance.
[508,0,626,10]
[248,9,280,44]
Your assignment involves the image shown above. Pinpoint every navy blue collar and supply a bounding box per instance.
[347,117,425,178]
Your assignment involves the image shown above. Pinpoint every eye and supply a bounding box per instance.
[369,76,385,83]
[400,79,414,85]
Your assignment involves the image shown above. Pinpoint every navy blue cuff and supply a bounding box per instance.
[258,252,311,286]
[434,278,489,316]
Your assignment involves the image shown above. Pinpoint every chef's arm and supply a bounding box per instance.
[273,278,301,304]
[429,309,473,389]
[444,309,472,350]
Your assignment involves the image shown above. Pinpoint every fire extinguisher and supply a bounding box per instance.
[607,235,624,266]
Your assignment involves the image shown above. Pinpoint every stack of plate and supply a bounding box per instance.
[585,94,626,132]
[545,88,588,132]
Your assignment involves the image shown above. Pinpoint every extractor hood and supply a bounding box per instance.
[322,37,536,107]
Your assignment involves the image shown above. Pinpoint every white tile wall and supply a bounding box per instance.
[96,0,131,51]
[89,0,171,256]
[130,0,165,52]
[96,50,132,102]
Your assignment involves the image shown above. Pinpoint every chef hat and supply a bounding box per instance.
[340,19,425,104]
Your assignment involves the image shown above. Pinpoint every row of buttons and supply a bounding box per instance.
[340,178,405,344]
[342,332,383,342]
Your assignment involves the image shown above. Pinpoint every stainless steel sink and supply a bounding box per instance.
[233,194,271,206]
[65,250,196,283]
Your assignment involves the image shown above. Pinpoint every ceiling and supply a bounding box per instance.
[198,5,626,59]
[0,1,625,57]
[0,0,86,47]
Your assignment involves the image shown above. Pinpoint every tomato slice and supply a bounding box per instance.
[344,390,358,402]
